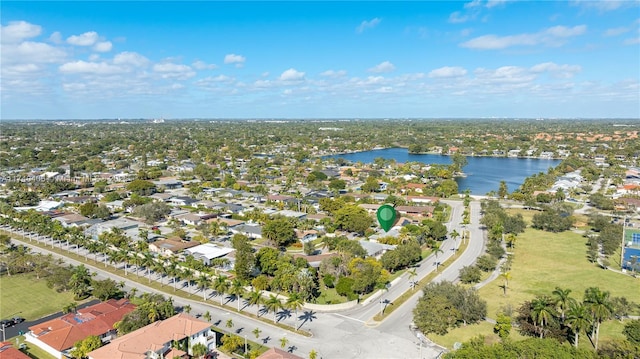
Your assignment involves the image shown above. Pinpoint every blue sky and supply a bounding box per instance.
[1,1,639,119]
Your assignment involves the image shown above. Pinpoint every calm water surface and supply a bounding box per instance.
[324,148,561,195]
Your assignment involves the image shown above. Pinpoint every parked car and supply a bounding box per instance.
[0,319,14,328]
[12,317,25,324]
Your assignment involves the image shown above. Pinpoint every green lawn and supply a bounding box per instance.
[10,336,56,359]
[430,225,640,349]
[479,227,639,319]
[0,273,80,321]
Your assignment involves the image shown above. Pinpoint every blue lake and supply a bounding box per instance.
[324,148,561,195]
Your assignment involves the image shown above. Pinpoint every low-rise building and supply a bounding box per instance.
[25,299,135,359]
[87,313,215,359]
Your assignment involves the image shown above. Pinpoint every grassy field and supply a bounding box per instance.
[479,227,639,318]
[431,224,640,349]
[0,273,80,321]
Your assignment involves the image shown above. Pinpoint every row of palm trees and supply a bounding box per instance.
[528,286,615,350]
[1,210,309,329]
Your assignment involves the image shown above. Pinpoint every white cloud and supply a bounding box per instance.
[66,31,99,46]
[571,0,635,12]
[530,62,582,78]
[2,41,67,64]
[545,25,587,37]
[604,27,629,36]
[356,18,381,33]
[428,66,468,78]
[449,11,471,24]
[113,52,149,67]
[320,70,347,78]
[486,0,509,8]
[192,60,217,70]
[1,21,41,43]
[59,60,125,74]
[93,41,112,52]
[279,68,305,82]
[460,25,587,49]
[224,53,246,67]
[623,37,640,45]
[49,31,63,44]
[368,61,396,73]
[464,0,483,9]
[474,66,536,83]
[153,63,195,79]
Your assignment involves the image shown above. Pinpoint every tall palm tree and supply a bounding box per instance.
[141,252,155,283]
[152,260,167,286]
[584,287,613,351]
[449,229,460,250]
[264,294,283,324]
[117,248,130,275]
[247,289,263,313]
[407,268,418,289]
[196,274,211,301]
[551,287,576,324]
[229,279,246,311]
[501,271,512,296]
[286,293,304,329]
[182,268,194,295]
[566,303,592,348]
[432,242,444,271]
[213,275,230,305]
[531,296,554,338]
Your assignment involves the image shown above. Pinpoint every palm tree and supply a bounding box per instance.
[584,287,613,350]
[449,229,460,250]
[432,242,444,271]
[196,274,211,301]
[141,252,155,283]
[531,296,554,338]
[152,260,167,286]
[213,275,230,305]
[117,248,130,275]
[183,304,192,314]
[566,303,592,348]
[500,271,512,296]
[182,268,194,295]
[252,327,262,339]
[286,293,304,329]
[279,336,289,349]
[505,233,518,249]
[167,260,180,292]
[407,268,418,289]
[551,287,576,324]
[203,311,211,322]
[264,294,283,324]
[229,279,246,311]
[247,289,263,313]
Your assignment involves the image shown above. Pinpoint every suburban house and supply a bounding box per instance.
[358,240,396,259]
[295,230,318,243]
[84,218,142,240]
[54,213,91,228]
[395,205,434,218]
[25,299,136,359]
[183,243,235,267]
[148,237,200,257]
[256,347,304,359]
[169,196,198,207]
[230,223,263,239]
[0,341,31,359]
[87,313,216,359]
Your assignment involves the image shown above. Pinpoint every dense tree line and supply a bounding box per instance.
[413,282,487,335]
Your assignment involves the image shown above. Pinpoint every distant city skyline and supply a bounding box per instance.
[1,1,639,120]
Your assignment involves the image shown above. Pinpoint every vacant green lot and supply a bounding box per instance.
[0,273,78,321]
[479,227,639,318]
[431,224,639,349]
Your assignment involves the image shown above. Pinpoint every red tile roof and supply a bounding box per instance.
[28,299,135,352]
[257,347,304,359]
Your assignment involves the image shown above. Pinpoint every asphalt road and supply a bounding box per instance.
[2,201,486,359]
